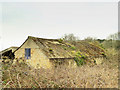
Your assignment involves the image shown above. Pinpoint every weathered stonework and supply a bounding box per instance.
[15,37,52,69]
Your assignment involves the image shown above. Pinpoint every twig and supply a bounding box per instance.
[34,78,42,89]
[3,81,11,88]
[7,70,16,88]
[17,73,21,88]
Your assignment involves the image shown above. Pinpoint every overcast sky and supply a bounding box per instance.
[0,1,118,51]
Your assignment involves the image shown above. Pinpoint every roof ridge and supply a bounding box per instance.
[10,46,18,48]
[28,36,58,41]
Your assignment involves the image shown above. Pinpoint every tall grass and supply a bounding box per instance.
[2,58,118,88]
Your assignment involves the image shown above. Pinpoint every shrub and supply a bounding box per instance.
[58,38,63,43]
[74,57,85,66]
[81,55,86,59]
[71,46,76,50]
[62,33,78,41]
[102,40,120,50]
[74,52,86,66]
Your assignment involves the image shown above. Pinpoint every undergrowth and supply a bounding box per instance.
[2,59,118,88]
[2,46,118,88]
[74,51,86,66]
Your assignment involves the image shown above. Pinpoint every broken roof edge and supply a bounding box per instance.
[28,36,59,41]
[0,46,18,54]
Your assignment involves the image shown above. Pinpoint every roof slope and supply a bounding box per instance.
[29,36,105,59]
[29,36,74,58]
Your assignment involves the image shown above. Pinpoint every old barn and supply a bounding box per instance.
[14,36,76,68]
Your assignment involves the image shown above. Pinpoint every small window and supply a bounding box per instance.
[25,48,31,59]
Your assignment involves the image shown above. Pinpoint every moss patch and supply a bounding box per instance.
[74,51,87,66]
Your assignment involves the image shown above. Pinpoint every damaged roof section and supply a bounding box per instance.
[29,36,105,59]
[0,47,18,59]
[29,36,74,58]
[1,36,105,60]
[0,47,18,54]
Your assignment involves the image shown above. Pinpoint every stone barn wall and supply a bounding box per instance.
[15,38,52,69]
[49,58,77,68]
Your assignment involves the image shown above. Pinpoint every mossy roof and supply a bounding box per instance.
[15,36,105,59]
[29,36,74,58]
[29,36,105,59]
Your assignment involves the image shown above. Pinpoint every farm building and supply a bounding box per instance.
[14,36,77,68]
[3,36,105,69]
[0,47,18,59]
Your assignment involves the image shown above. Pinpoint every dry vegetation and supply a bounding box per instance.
[2,47,119,88]
[2,33,119,88]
